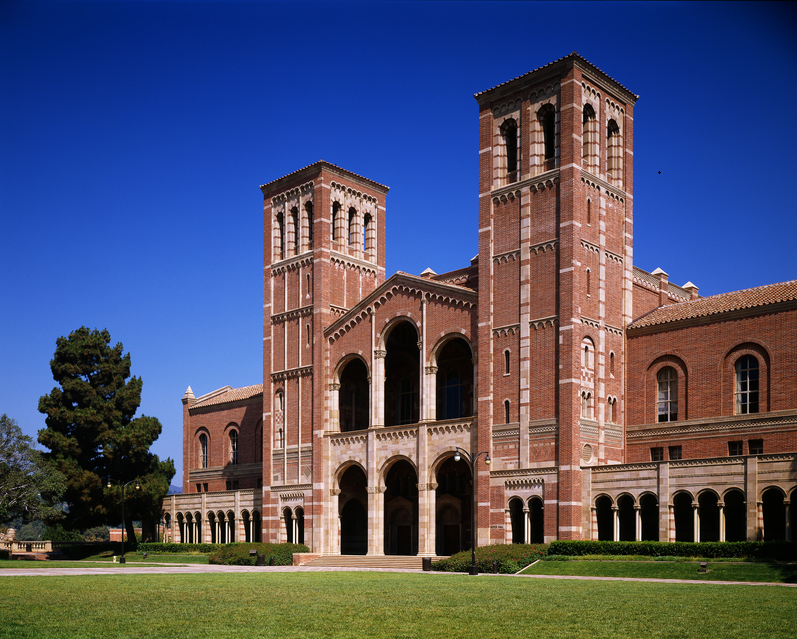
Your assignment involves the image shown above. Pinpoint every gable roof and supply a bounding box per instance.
[628,280,797,331]
[191,383,263,409]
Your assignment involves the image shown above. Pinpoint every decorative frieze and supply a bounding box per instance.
[271,305,313,324]
[271,365,313,382]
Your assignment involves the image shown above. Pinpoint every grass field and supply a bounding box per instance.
[522,559,797,583]
[0,572,795,639]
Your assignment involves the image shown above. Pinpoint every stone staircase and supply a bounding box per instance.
[303,555,447,570]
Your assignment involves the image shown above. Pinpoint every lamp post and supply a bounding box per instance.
[107,478,140,563]
[453,447,491,575]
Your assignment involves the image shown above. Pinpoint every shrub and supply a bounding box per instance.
[43,524,83,542]
[0,549,9,560]
[82,526,110,542]
[208,543,310,566]
[137,542,222,554]
[431,544,546,573]
[547,540,797,561]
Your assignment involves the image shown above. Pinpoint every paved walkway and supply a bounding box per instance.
[0,562,795,586]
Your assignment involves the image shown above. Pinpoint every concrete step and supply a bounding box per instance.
[304,555,448,570]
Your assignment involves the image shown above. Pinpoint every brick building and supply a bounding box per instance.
[163,53,796,553]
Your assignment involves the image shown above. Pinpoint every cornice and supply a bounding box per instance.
[330,251,378,277]
[626,410,797,440]
[491,169,560,200]
[271,254,313,274]
[271,305,313,324]
[271,365,313,382]
[580,172,627,203]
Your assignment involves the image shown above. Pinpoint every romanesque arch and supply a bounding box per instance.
[433,336,474,420]
[617,494,635,541]
[383,458,418,555]
[434,453,472,556]
[383,319,420,426]
[639,492,659,541]
[595,494,613,541]
[698,490,720,542]
[673,491,694,542]
[338,464,368,555]
[723,488,746,542]
[762,487,786,541]
[337,356,370,432]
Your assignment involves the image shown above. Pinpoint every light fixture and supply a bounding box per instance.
[454,451,461,462]
[485,455,491,465]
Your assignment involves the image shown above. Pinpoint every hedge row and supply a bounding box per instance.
[208,543,310,566]
[548,540,797,560]
[137,542,222,554]
[432,544,546,573]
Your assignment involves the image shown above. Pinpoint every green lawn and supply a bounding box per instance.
[0,572,795,638]
[521,559,797,583]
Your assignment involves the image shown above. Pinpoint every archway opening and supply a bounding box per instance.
[673,493,694,542]
[699,492,720,542]
[296,507,305,546]
[242,511,251,543]
[509,498,524,544]
[252,510,262,543]
[724,490,746,542]
[596,496,613,541]
[436,338,474,420]
[762,488,786,541]
[639,493,659,541]
[284,507,294,544]
[617,495,635,541]
[339,465,368,555]
[435,456,472,556]
[217,512,227,543]
[529,497,544,543]
[384,321,420,426]
[226,511,235,543]
[185,513,194,544]
[207,512,216,543]
[176,513,185,543]
[339,359,369,432]
[384,460,418,555]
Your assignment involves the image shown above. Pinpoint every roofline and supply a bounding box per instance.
[260,160,390,196]
[323,271,477,337]
[474,52,638,106]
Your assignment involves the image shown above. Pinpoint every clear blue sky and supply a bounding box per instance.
[2,1,795,484]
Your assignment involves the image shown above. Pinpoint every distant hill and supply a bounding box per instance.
[167,484,182,495]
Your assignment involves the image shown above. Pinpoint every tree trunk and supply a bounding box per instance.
[125,518,137,548]
[141,516,157,542]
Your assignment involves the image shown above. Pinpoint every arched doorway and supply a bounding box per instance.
[617,494,635,541]
[673,492,694,542]
[207,512,216,543]
[639,493,659,541]
[595,495,613,541]
[698,491,720,542]
[339,465,368,555]
[435,338,474,420]
[193,512,202,543]
[384,321,420,426]
[226,510,235,543]
[252,510,262,543]
[724,490,746,542]
[528,497,544,543]
[283,507,294,543]
[295,507,305,545]
[435,455,472,555]
[509,498,524,544]
[185,513,194,544]
[384,460,418,555]
[176,513,185,543]
[762,488,786,541]
[339,359,369,432]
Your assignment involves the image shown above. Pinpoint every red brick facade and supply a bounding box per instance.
[169,54,797,550]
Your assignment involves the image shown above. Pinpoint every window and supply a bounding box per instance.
[502,119,518,178]
[226,481,238,491]
[650,447,664,462]
[348,208,356,247]
[203,483,208,492]
[607,397,616,423]
[668,446,682,460]
[657,367,678,422]
[610,352,615,377]
[541,109,556,163]
[581,392,593,419]
[728,441,743,456]
[582,104,597,171]
[749,439,763,455]
[196,483,202,493]
[581,337,594,370]
[607,119,622,184]
[291,207,299,255]
[229,430,238,465]
[587,198,592,225]
[275,392,284,448]
[199,433,208,468]
[504,400,510,424]
[586,269,591,296]
[274,212,285,261]
[332,202,341,244]
[735,355,759,414]
[504,350,510,375]
[305,202,314,249]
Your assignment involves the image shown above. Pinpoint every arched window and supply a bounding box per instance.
[541,107,556,169]
[581,337,594,371]
[586,268,591,296]
[229,429,238,465]
[735,355,759,414]
[304,202,314,250]
[586,198,592,225]
[504,350,510,375]
[274,212,285,261]
[332,202,342,245]
[607,119,622,185]
[582,103,597,171]
[199,433,208,469]
[581,392,592,419]
[504,399,510,424]
[607,397,616,424]
[657,367,678,422]
[275,392,284,447]
[502,119,518,179]
[363,213,374,259]
[290,207,299,256]
[348,207,357,248]
[609,352,615,376]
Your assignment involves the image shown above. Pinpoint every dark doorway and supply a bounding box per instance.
[699,492,720,542]
[724,490,746,542]
[673,492,694,542]
[596,496,613,541]
[617,495,635,541]
[435,456,472,555]
[385,460,418,555]
[384,322,420,426]
[339,359,369,432]
[509,498,524,544]
[436,338,474,420]
[639,493,659,541]
[529,498,544,543]
[339,465,368,555]
[762,488,786,541]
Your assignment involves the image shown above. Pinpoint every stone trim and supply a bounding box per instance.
[626,410,797,440]
[271,365,313,382]
[271,305,313,324]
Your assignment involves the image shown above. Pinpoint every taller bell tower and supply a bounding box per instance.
[475,53,637,540]
[260,161,388,548]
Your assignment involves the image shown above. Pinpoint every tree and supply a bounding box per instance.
[0,414,66,523]
[38,327,175,541]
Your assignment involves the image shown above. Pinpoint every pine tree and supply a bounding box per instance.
[38,327,175,540]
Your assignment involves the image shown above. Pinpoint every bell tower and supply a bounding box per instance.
[260,161,388,547]
[474,53,637,540]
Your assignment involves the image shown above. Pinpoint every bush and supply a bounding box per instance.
[82,526,110,542]
[208,543,310,566]
[431,544,547,573]
[137,542,222,554]
[547,540,797,561]
[43,524,82,542]
[0,549,9,560]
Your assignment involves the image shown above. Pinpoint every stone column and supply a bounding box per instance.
[504,508,512,544]
[612,506,619,542]
[424,366,438,422]
[292,514,298,543]
[524,507,531,544]
[329,383,340,432]
[667,504,675,542]
[785,500,791,542]
[634,505,641,541]
[718,502,726,542]
[329,488,340,555]
[590,507,598,541]
[373,351,386,427]
[367,486,385,555]
[693,503,700,543]
[417,483,436,556]
[756,501,764,541]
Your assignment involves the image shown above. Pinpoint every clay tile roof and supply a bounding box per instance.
[474,52,638,100]
[629,280,797,330]
[259,160,389,192]
[192,383,263,409]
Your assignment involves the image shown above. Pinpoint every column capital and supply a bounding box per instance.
[329,383,341,391]
[374,349,387,359]
[329,488,341,496]
[425,365,438,375]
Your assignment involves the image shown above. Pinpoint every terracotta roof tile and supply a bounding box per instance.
[192,384,263,409]
[259,160,389,192]
[629,280,797,330]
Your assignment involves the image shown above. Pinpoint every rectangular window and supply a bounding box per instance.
[668,446,682,460]
[650,447,664,462]
[196,483,202,493]
[728,441,743,456]
[225,481,231,491]
[749,439,763,455]
[257,478,262,488]
[203,483,208,492]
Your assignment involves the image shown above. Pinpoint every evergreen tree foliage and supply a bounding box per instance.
[38,327,175,540]
[0,414,66,522]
